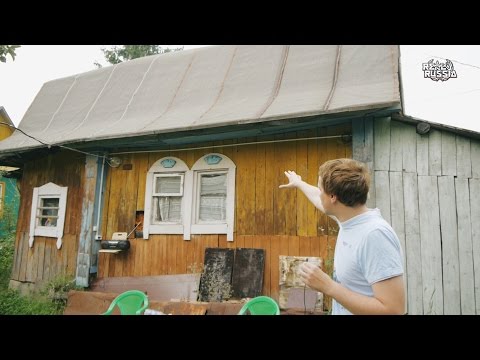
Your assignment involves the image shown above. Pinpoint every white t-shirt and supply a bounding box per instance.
[332,208,404,315]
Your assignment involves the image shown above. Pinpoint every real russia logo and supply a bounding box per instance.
[422,59,457,82]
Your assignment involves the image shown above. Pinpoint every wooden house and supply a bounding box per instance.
[0,45,478,314]
[0,106,20,237]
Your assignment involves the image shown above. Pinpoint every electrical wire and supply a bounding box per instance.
[0,122,112,163]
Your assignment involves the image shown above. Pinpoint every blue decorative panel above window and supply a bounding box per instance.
[161,159,177,168]
[204,155,222,165]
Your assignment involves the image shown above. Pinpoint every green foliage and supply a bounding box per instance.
[0,233,14,289]
[40,275,83,311]
[95,45,183,68]
[0,232,81,314]
[0,45,21,63]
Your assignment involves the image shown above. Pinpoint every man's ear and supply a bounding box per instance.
[330,194,337,203]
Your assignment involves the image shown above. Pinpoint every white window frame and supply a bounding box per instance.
[191,153,235,241]
[144,157,192,240]
[29,182,68,249]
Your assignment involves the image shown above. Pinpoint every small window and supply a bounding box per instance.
[37,197,60,227]
[29,182,68,249]
[191,153,236,241]
[197,172,227,222]
[143,157,192,239]
[152,174,183,223]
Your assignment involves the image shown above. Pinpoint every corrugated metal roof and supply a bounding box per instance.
[0,45,400,155]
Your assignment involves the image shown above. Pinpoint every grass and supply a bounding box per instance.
[0,232,80,315]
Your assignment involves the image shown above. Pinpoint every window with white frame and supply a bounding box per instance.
[143,157,192,239]
[191,153,235,241]
[29,182,68,249]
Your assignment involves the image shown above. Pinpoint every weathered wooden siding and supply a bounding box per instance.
[11,152,84,288]
[362,118,480,315]
[98,124,351,311]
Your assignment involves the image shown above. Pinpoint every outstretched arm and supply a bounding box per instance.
[279,170,325,213]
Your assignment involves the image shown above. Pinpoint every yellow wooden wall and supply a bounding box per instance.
[99,123,352,307]
[11,152,84,287]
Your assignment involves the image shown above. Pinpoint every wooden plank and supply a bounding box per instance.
[428,129,442,176]
[288,235,300,257]
[374,171,390,224]
[416,133,429,175]
[135,153,149,210]
[389,120,403,172]
[401,122,417,173]
[469,179,480,314]
[364,118,375,208]
[306,128,319,236]
[389,171,407,309]
[471,140,480,178]
[35,239,46,282]
[269,235,280,301]
[298,236,311,257]
[235,141,250,235]
[438,176,460,314]
[317,128,329,236]
[25,242,35,282]
[284,133,297,236]
[374,117,390,170]
[418,176,443,314]
[255,142,266,235]
[273,134,287,235]
[456,136,472,178]
[264,139,275,235]
[166,234,178,274]
[244,143,257,235]
[441,131,456,176]
[76,155,98,287]
[231,248,265,298]
[296,131,309,236]
[176,234,187,274]
[42,242,52,282]
[352,118,365,163]
[455,177,475,314]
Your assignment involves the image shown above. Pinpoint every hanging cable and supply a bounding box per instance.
[0,122,114,163]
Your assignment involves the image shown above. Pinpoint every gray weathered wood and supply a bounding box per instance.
[418,176,443,314]
[352,118,365,162]
[470,139,480,178]
[469,179,480,314]
[402,122,417,173]
[389,171,407,309]
[438,176,460,314]
[403,173,422,314]
[365,117,375,208]
[455,177,475,314]
[76,155,98,288]
[428,129,442,176]
[456,136,471,178]
[441,131,456,176]
[374,171,390,224]
[390,120,403,172]
[373,117,390,171]
[416,133,429,175]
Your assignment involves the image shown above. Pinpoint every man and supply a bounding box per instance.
[280,158,405,315]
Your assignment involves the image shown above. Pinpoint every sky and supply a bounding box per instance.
[1,45,479,133]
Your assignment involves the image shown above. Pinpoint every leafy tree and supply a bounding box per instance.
[95,45,183,68]
[0,45,21,63]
